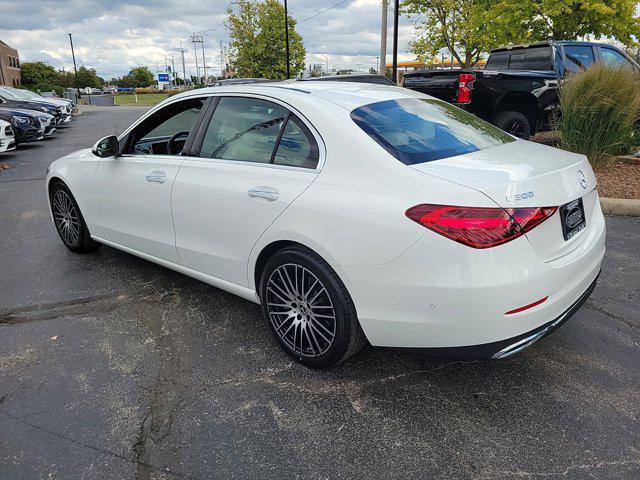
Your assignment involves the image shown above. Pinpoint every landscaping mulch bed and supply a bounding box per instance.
[595,162,640,200]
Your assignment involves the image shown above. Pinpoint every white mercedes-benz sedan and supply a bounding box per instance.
[46,82,605,368]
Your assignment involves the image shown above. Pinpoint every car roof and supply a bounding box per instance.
[171,81,421,111]
[491,40,624,52]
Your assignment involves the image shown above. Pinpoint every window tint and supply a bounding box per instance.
[486,46,552,70]
[127,98,204,155]
[563,46,595,73]
[200,97,287,163]
[273,115,319,168]
[351,98,514,165]
[485,51,509,70]
[600,48,632,68]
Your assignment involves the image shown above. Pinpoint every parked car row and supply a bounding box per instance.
[0,86,75,153]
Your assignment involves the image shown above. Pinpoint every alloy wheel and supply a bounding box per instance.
[265,263,337,357]
[52,189,80,246]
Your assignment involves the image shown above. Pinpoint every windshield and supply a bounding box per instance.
[351,98,514,165]
[12,89,37,100]
[0,88,22,100]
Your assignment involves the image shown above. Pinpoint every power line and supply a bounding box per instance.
[298,0,352,23]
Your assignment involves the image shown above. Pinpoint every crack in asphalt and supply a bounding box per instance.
[584,300,639,330]
[0,293,129,324]
[0,407,198,480]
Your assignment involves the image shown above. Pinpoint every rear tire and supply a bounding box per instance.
[50,182,100,253]
[260,246,367,369]
[493,111,531,140]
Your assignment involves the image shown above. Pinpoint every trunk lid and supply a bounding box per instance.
[410,140,598,261]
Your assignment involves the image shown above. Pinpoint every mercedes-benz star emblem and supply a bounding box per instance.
[577,170,588,189]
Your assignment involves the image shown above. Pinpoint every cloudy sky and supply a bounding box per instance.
[0,0,419,80]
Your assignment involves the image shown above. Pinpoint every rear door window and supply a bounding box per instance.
[563,45,595,73]
[600,47,634,69]
[273,115,319,169]
[351,98,514,165]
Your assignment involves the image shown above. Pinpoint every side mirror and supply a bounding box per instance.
[92,135,119,158]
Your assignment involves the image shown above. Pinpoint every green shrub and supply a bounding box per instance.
[557,63,640,167]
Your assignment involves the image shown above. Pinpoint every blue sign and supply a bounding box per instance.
[158,73,170,82]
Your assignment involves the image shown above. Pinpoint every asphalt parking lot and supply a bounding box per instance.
[1,106,639,480]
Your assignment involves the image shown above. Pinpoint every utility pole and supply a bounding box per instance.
[380,0,388,76]
[190,35,200,85]
[171,56,177,87]
[219,41,225,77]
[68,33,80,97]
[176,43,187,86]
[284,0,290,79]
[392,0,399,84]
[201,36,208,84]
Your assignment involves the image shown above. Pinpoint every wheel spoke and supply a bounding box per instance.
[267,286,290,304]
[266,263,336,358]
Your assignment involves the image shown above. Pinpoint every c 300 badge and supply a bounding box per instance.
[505,191,534,202]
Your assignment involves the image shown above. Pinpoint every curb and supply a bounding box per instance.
[600,197,640,217]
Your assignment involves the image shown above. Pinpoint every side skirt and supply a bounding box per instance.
[92,236,260,304]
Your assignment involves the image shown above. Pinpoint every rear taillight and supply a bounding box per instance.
[405,204,557,249]
[457,73,475,104]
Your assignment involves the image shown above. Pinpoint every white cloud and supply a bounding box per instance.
[0,0,417,79]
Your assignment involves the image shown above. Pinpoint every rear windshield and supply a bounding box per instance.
[351,98,514,165]
[486,46,553,70]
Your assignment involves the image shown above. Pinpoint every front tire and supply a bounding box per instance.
[260,247,366,369]
[50,182,100,253]
[493,111,531,140]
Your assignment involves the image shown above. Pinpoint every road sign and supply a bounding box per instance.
[158,73,170,82]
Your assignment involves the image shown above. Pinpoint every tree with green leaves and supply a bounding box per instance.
[115,66,155,88]
[512,0,640,43]
[75,66,104,89]
[226,0,306,79]
[20,61,62,92]
[403,0,640,68]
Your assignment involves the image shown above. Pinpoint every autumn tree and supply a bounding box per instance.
[510,0,640,43]
[402,0,529,67]
[403,0,640,68]
[226,0,306,79]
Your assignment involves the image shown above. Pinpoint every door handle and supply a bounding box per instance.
[248,187,279,201]
[145,171,166,184]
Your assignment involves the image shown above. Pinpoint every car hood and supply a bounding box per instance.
[0,106,42,117]
[0,99,56,110]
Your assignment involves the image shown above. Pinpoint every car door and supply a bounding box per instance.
[172,95,322,286]
[93,97,207,263]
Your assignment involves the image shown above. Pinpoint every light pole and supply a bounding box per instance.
[392,0,399,84]
[284,0,291,79]
[68,33,80,97]
[380,0,388,76]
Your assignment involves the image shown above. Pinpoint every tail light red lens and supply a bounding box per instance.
[457,73,475,104]
[405,204,557,249]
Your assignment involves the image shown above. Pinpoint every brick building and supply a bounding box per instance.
[0,40,21,87]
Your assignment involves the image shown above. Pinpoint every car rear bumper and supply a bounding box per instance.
[337,197,606,352]
[393,272,599,359]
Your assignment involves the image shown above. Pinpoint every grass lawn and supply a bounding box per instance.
[115,93,169,106]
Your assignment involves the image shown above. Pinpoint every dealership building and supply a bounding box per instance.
[0,40,21,87]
